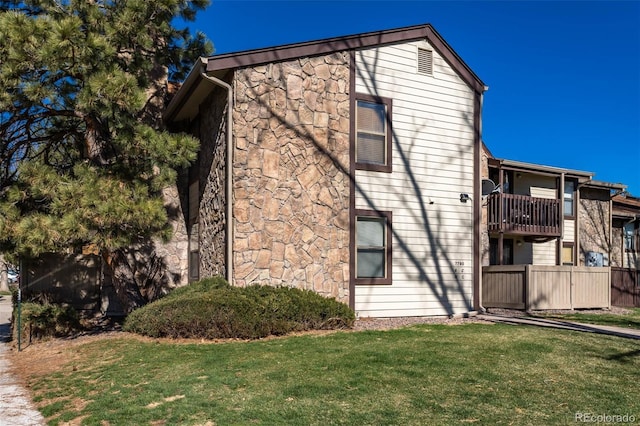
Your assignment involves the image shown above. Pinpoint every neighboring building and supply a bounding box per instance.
[480,147,626,311]
[611,194,640,270]
[482,149,625,268]
[165,24,487,318]
[610,194,640,306]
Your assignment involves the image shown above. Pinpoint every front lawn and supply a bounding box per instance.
[538,307,640,330]
[13,323,640,425]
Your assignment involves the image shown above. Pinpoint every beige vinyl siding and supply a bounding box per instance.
[513,174,556,196]
[354,40,475,317]
[530,186,557,199]
[532,240,557,265]
[564,219,575,242]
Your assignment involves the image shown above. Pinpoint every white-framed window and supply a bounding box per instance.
[355,210,392,285]
[355,94,392,172]
[624,222,636,252]
[564,179,575,217]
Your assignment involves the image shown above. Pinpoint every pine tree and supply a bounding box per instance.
[0,0,211,309]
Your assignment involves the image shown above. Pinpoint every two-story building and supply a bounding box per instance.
[610,194,640,306]
[481,145,626,310]
[165,24,487,318]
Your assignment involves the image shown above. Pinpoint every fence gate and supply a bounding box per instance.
[611,267,640,307]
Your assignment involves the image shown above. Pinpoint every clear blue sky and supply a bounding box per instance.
[189,0,640,196]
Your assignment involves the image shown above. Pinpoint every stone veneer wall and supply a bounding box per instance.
[231,53,351,303]
[610,222,624,267]
[196,86,229,278]
[153,184,189,286]
[578,187,611,265]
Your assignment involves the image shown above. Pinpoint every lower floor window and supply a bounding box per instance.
[355,210,392,284]
[562,243,574,266]
[489,238,513,265]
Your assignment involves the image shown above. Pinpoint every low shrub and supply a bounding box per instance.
[162,275,231,298]
[12,302,83,343]
[124,277,355,339]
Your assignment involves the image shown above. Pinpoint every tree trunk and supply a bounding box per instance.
[102,250,147,314]
[0,254,9,292]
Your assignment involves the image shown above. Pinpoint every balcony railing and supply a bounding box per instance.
[487,193,561,236]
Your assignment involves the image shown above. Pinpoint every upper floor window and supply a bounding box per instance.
[564,180,575,217]
[624,222,636,252]
[355,94,392,173]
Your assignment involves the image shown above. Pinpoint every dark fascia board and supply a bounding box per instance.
[488,157,593,179]
[581,180,626,191]
[205,23,486,94]
[163,57,207,123]
[166,23,486,123]
[164,62,231,123]
[613,194,640,209]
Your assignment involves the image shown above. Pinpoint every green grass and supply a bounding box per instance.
[23,323,640,425]
[538,308,640,330]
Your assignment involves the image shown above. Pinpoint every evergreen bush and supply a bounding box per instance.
[124,277,355,339]
[12,302,83,342]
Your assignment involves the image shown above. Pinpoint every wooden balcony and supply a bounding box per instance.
[487,193,561,237]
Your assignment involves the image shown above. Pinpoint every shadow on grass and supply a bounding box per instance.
[534,313,640,331]
[607,348,640,363]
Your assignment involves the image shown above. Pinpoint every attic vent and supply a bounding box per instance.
[417,48,433,75]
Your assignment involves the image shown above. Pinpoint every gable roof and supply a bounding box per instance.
[613,194,640,219]
[165,23,486,123]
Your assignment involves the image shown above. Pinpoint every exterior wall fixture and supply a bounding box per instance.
[460,193,470,203]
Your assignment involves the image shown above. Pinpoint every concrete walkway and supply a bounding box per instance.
[0,295,45,426]
[478,312,640,340]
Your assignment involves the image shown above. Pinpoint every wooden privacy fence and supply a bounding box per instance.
[611,267,640,307]
[483,265,611,310]
[24,253,102,310]
[24,253,124,315]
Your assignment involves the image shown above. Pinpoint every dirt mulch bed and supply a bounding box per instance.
[353,313,490,331]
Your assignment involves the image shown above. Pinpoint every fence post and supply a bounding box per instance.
[570,266,574,310]
[607,267,611,309]
[524,264,530,310]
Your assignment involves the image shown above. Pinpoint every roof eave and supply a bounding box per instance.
[163,57,207,123]
[205,23,485,94]
[489,158,594,179]
[166,23,487,123]
[581,180,626,191]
